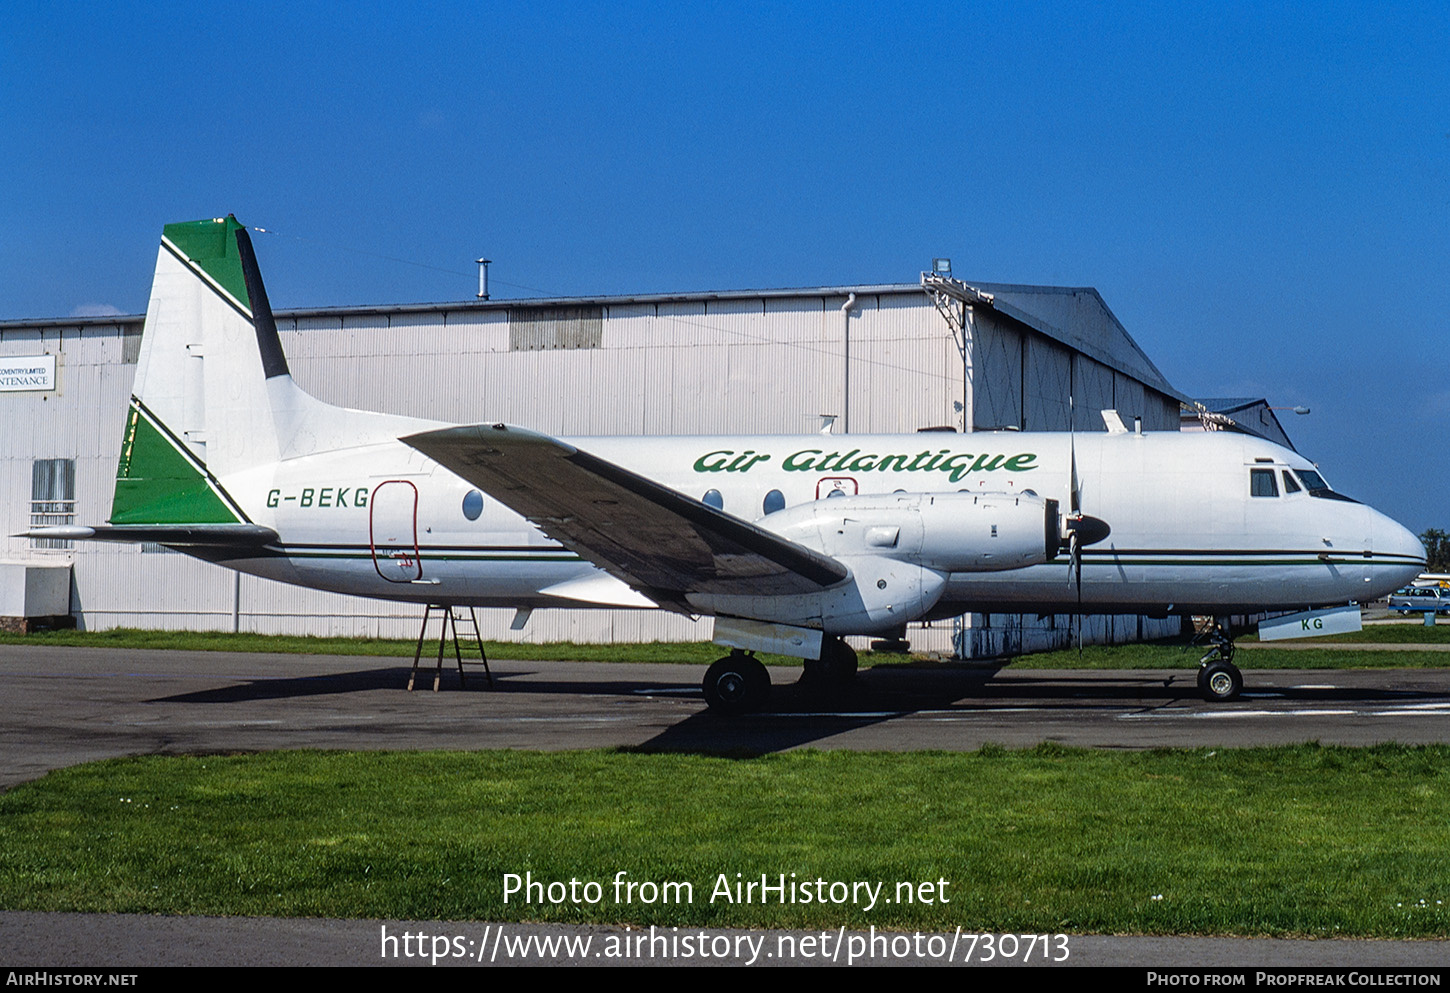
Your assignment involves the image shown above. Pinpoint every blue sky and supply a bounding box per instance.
[3,2,1446,533]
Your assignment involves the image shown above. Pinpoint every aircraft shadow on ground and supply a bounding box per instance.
[144,662,1450,754]
[639,665,1450,753]
[146,664,715,705]
[147,665,475,704]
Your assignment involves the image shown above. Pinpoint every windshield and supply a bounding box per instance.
[1293,468,1359,503]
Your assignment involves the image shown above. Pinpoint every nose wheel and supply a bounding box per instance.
[1197,659,1243,701]
[1195,617,1243,702]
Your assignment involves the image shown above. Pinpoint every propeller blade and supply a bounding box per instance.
[1073,531,1084,654]
[1075,535,1084,599]
[1068,441,1080,515]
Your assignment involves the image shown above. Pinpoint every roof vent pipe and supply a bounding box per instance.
[476,259,492,300]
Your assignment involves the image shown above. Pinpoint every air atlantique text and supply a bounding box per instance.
[692,448,1038,484]
[503,871,950,911]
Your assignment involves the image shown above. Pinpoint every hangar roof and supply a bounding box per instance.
[1182,397,1297,451]
[0,280,1181,400]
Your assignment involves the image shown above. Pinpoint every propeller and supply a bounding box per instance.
[1064,512,1112,594]
[1065,434,1080,589]
[1061,396,1112,649]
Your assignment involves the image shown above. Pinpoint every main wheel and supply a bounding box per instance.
[1198,660,1243,702]
[823,637,858,681]
[702,653,770,714]
[802,637,858,687]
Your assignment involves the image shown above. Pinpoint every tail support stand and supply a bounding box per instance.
[408,604,494,691]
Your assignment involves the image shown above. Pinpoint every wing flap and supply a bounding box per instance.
[403,424,848,601]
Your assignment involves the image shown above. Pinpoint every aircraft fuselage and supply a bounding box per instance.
[216,426,1423,624]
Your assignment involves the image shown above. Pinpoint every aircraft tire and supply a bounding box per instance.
[1198,660,1242,702]
[703,653,770,714]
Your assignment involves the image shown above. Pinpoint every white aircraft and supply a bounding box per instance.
[28,217,1426,710]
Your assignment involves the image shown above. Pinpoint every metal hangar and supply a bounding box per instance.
[0,270,1187,654]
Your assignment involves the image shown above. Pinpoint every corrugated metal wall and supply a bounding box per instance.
[1,287,1181,650]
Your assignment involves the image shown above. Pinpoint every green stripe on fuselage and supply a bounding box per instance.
[162,216,250,310]
[110,405,239,525]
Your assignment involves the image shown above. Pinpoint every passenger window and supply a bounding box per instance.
[462,490,484,520]
[703,489,723,510]
[762,489,785,515]
[1282,471,1301,494]
[1250,468,1279,497]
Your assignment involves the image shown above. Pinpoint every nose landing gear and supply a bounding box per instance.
[1196,618,1243,702]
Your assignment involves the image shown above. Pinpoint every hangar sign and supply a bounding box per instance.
[0,355,56,392]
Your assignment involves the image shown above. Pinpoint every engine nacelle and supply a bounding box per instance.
[760,491,1059,573]
[916,491,1061,571]
[691,556,948,634]
[685,492,1058,634]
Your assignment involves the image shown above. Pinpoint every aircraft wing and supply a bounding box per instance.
[403,424,849,606]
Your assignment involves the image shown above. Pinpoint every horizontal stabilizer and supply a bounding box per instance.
[402,423,849,604]
[18,524,279,547]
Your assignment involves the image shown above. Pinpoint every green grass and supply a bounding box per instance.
[5,625,1449,671]
[0,628,768,666]
[2,745,1448,936]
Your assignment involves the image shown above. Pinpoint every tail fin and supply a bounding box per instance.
[113,216,423,528]
[114,216,288,524]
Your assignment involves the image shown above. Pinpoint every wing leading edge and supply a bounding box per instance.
[402,424,849,608]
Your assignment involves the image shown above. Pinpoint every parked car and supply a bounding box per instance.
[1389,586,1450,615]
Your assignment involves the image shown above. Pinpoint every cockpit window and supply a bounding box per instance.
[1292,469,1361,503]
[1282,471,1301,494]
[1250,468,1279,497]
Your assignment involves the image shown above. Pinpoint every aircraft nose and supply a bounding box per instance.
[1371,509,1426,595]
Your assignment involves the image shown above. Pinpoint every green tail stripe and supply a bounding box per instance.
[110,405,240,525]
[162,217,250,312]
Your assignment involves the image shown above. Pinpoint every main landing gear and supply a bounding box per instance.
[701,636,860,715]
[702,650,771,714]
[1196,618,1243,702]
[802,636,858,687]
